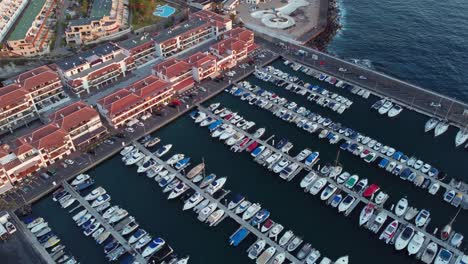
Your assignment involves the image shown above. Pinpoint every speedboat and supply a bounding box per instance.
[344,175,359,189]
[395,226,415,250]
[260,219,275,233]
[84,222,100,236]
[362,184,380,198]
[268,224,284,238]
[183,192,204,211]
[168,182,190,199]
[338,195,356,212]
[84,187,106,201]
[336,172,350,184]
[251,146,265,158]
[206,177,227,195]
[142,238,165,257]
[434,248,453,264]
[72,209,87,222]
[243,203,261,220]
[304,152,319,167]
[271,252,286,264]
[175,256,190,264]
[209,102,220,111]
[145,137,160,148]
[374,191,389,205]
[120,145,134,156]
[198,202,217,222]
[273,158,289,173]
[359,203,375,226]
[155,144,172,157]
[305,249,321,264]
[200,116,216,127]
[434,122,449,137]
[378,101,393,115]
[388,105,403,117]
[199,173,217,189]
[328,166,343,178]
[227,194,245,210]
[300,172,317,189]
[134,234,152,250]
[309,178,327,195]
[320,184,337,201]
[330,193,343,208]
[147,165,164,178]
[334,256,349,264]
[256,246,276,264]
[369,211,387,233]
[162,179,180,193]
[248,240,266,259]
[91,194,110,207]
[425,118,439,132]
[421,242,438,264]
[279,230,294,247]
[395,198,409,216]
[125,152,145,165]
[137,158,155,173]
[251,209,270,226]
[109,209,128,224]
[352,178,368,194]
[207,209,225,226]
[450,233,464,248]
[253,128,266,138]
[129,229,147,244]
[158,173,176,187]
[194,111,207,123]
[455,129,468,147]
[71,174,90,186]
[297,243,312,260]
[235,200,252,215]
[31,222,48,233]
[379,220,399,243]
[296,149,312,162]
[415,209,430,227]
[121,218,139,236]
[174,157,191,170]
[287,236,303,252]
[408,231,425,255]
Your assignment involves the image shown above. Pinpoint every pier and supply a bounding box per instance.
[193,104,467,260]
[61,182,147,264]
[228,84,466,199]
[132,142,305,264]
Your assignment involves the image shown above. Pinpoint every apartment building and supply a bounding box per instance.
[117,34,156,65]
[186,52,219,82]
[65,0,129,45]
[0,0,28,43]
[55,43,134,97]
[97,75,174,128]
[152,58,195,93]
[5,0,58,57]
[49,101,108,149]
[0,84,36,134]
[210,28,256,70]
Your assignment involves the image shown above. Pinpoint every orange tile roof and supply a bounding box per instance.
[20,124,70,150]
[14,65,61,92]
[49,101,100,132]
[223,28,254,43]
[211,37,247,56]
[129,76,171,98]
[0,84,30,109]
[153,59,192,79]
[186,52,218,67]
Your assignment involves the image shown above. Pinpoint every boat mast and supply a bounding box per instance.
[447,207,462,227]
[334,150,341,166]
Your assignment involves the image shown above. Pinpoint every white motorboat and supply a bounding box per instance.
[334,256,349,264]
[253,128,266,138]
[374,191,388,205]
[268,223,284,239]
[199,174,217,189]
[395,198,409,217]
[359,203,375,226]
[338,195,356,212]
[134,234,152,250]
[271,252,286,264]
[183,192,204,211]
[175,256,190,264]
[408,231,425,255]
[219,127,236,140]
[395,226,415,250]
[378,101,393,115]
[72,209,87,222]
[369,211,387,233]
[155,144,172,157]
[235,200,252,215]
[109,209,128,224]
[60,197,76,209]
[415,209,430,227]
[296,149,312,162]
[310,178,327,195]
[137,158,155,173]
[320,184,337,201]
[207,209,224,226]
[120,145,134,156]
[243,203,261,220]
[425,118,439,132]
[84,187,106,201]
[287,236,303,252]
[31,222,48,233]
[125,152,145,165]
[121,218,139,236]
[91,194,110,207]
[256,246,276,264]
[273,158,289,173]
[300,172,317,189]
[166,154,185,166]
[206,177,227,195]
[168,182,190,199]
[455,129,468,147]
[27,217,45,229]
[248,240,266,259]
[103,206,119,219]
[144,137,160,148]
[421,242,438,264]
[434,248,453,264]
[434,121,449,137]
[209,102,220,111]
[388,105,403,117]
[379,220,399,244]
[194,112,207,123]
[428,182,440,195]
[197,202,217,222]
[71,174,90,186]
[147,164,164,178]
[142,238,165,257]
[336,172,350,184]
[278,230,294,247]
[305,249,321,264]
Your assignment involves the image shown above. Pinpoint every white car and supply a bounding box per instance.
[338,67,347,72]
[64,159,74,165]
[359,75,367,80]
[125,127,135,133]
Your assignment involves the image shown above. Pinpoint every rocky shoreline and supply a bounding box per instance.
[307,0,342,51]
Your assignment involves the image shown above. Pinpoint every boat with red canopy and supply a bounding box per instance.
[362,184,380,198]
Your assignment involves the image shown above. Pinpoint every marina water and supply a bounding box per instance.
[33,58,468,263]
[328,0,468,102]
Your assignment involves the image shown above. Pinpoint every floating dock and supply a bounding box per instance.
[62,182,147,264]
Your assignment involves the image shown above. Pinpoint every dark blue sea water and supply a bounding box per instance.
[328,0,468,103]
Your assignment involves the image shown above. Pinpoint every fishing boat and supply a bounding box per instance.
[338,195,356,212]
[175,157,191,170]
[300,172,317,189]
[425,118,439,132]
[395,198,409,217]
[260,219,275,233]
[186,163,205,179]
[407,232,425,255]
[256,246,276,264]
[434,248,453,264]
[395,226,415,250]
[227,194,245,210]
[206,177,227,195]
[344,175,359,189]
[199,174,216,189]
[84,187,106,201]
[309,178,327,195]
[155,144,172,157]
[320,184,337,201]
[415,209,431,227]
[359,203,375,226]
[168,182,190,199]
[128,229,147,244]
[183,192,204,211]
[434,122,449,137]
[235,200,252,215]
[369,211,387,233]
[243,203,261,220]
[287,236,303,252]
[198,203,218,222]
[297,243,312,260]
[379,220,399,243]
[142,238,165,257]
[279,230,294,247]
[305,249,321,264]
[248,240,266,259]
[421,242,438,264]
[71,174,90,186]
[145,137,161,148]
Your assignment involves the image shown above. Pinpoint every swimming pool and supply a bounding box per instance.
[153,4,175,18]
